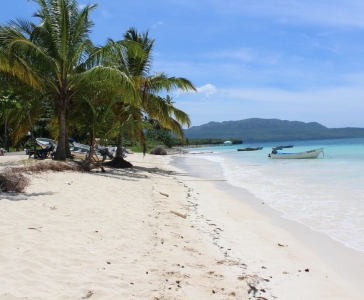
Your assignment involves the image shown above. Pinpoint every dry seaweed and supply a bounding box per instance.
[0,169,30,193]
[13,161,82,173]
[0,161,82,193]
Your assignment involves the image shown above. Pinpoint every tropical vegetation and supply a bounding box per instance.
[0,0,196,167]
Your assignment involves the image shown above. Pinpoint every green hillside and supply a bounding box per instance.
[183,118,364,142]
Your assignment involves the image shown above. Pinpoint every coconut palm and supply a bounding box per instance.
[0,0,140,160]
[104,28,196,167]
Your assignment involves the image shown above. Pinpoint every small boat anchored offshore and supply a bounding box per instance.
[272,145,294,150]
[237,147,263,151]
[268,148,324,159]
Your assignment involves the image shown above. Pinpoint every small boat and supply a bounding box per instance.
[274,145,294,149]
[237,147,263,151]
[268,148,324,159]
[36,138,56,148]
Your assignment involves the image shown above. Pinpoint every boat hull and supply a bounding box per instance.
[237,147,263,151]
[269,148,323,159]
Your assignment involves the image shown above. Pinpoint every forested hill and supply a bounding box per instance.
[183,118,364,142]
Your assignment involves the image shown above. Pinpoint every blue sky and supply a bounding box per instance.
[2,1,364,128]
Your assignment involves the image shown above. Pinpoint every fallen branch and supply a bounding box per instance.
[160,192,169,197]
[170,210,187,219]
[28,227,42,232]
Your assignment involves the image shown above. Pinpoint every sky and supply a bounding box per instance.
[1,0,364,128]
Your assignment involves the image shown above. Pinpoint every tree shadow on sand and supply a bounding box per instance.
[89,164,187,182]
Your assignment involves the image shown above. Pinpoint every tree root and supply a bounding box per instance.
[103,157,133,168]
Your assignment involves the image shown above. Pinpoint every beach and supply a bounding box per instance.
[0,153,363,299]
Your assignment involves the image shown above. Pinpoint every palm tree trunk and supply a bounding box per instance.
[115,132,124,158]
[65,127,72,158]
[54,104,67,160]
[104,132,132,168]
[88,127,96,163]
[26,110,37,156]
[3,117,8,152]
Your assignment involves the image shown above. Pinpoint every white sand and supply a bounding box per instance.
[0,153,363,299]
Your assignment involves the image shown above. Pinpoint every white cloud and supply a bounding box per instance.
[101,9,112,18]
[172,83,217,98]
[197,84,217,97]
[152,21,164,29]
[78,4,86,9]
[178,83,364,128]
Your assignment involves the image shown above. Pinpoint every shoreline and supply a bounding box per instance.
[169,155,364,299]
[0,153,363,299]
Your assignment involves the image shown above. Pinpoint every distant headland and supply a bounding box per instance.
[183,118,364,142]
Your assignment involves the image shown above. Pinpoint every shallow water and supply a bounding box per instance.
[182,138,364,252]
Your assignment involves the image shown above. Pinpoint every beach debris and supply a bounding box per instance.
[170,210,187,219]
[305,269,310,272]
[50,206,57,210]
[160,192,169,197]
[81,290,94,299]
[28,226,42,232]
[277,243,287,247]
[0,168,30,193]
[247,284,258,296]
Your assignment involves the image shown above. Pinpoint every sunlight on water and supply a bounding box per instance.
[186,138,364,252]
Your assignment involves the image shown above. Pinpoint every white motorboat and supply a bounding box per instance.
[268,148,324,159]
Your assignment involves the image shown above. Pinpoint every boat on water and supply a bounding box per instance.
[273,145,294,150]
[237,147,263,151]
[268,148,324,159]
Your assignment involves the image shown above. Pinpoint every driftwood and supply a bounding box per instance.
[160,192,169,197]
[170,210,187,219]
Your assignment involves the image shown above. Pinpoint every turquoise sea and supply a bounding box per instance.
[180,138,364,253]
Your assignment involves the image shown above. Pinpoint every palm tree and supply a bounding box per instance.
[0,92,18,151]
[0,0,139,160]
[105,28,196,167]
